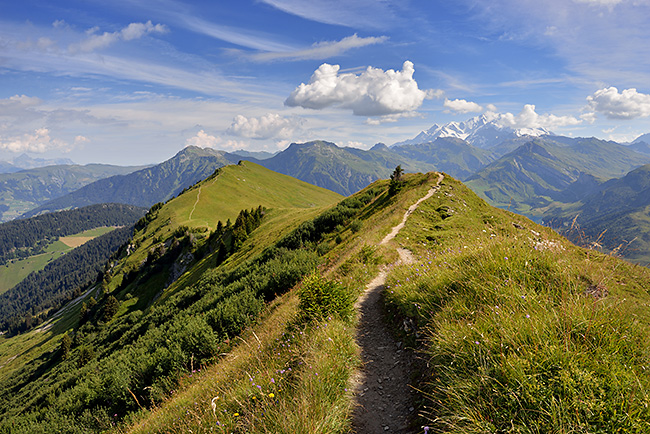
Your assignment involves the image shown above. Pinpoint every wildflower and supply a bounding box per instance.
[526,314,530,318]
[474,341,479,345]
[424,427,430,433]
[268,392,275,398]
[271,378,275,383]
[211,396,219,416]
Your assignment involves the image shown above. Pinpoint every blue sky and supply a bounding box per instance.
[1,0,650,165]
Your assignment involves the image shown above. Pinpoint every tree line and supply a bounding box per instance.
[0,203,146,265]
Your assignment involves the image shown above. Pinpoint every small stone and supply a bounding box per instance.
[409,407,414,412]
[377,378,382,384]
[384,427,390,431]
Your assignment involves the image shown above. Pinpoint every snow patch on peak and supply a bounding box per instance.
[393,114,553,148]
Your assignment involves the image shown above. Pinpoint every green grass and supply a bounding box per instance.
[0,227,117,294]
[111,161,342,294]
[384,176,650,432]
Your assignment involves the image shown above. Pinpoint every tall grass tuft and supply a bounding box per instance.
[386,234,650,433]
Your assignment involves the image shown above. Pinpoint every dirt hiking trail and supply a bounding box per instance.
[351,173,443,433]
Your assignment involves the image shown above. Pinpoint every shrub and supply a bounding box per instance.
[298,271,353,321]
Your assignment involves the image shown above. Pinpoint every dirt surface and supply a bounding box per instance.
[350,174,443,433]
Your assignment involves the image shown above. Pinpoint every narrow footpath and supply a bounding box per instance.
[351,173,443,433]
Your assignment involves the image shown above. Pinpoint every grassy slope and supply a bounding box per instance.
[0,162,343,432]
[110,161,343,293]
[123,171,650,434]
[120,172,443,433]
[0,227,117,294]
[386,175,650,432]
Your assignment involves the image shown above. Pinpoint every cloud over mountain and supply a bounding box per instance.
[0,128,85,153]
[285,61,439,116]
[497,104,581,129]
[444,98,483,114]
[586,87,650,120]
[226,113,301,139]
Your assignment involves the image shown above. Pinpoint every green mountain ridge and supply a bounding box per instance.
[253,140,437,195]
[465,137,650,215]
[22,147,241,218]
[0,163,148,221]
[545,164,650,263]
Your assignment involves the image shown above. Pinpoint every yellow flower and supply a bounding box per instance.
[233,412,240,417]
[268,393,275,398]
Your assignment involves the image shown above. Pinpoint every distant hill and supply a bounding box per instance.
[465,137,650,215]
[22,146,241,217]
[230,149,276,160]
[390,137,496,180]
[0,163,147,221]
[0,154,77,174]
[544,164,650,263]
[254,140,436,195]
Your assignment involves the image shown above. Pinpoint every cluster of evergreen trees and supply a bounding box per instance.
[0,226,134,335]
[208,205,266,264]
[0,203,145,265]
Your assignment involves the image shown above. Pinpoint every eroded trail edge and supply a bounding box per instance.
[351,173,443,433]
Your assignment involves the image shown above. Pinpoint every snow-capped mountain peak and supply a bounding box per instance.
[393,114,553,148]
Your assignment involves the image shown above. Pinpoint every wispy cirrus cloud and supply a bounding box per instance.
[250,34,388,62]
[68,21,167,53]
[463,0,650,85]
[258,0,398,29]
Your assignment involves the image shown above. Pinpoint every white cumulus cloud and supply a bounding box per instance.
[251,34,387,62]
[226,113,301,140]
[443,98,483,114]
[185,130,247,151]
[69,21,167,53]
[497,104,582,129]
[0,128,82,153]
[285,61,439,116]
[586,86,650,119]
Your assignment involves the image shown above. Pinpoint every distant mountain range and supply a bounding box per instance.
[23,147,240,218]
[0,163,148,221]
[544,164,650,263]
[249,140,437,196]
[6,113,650,264]
[0,154,76,174]
[393,113,551,148]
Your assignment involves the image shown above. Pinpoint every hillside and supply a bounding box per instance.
[545,164,650,264]
[255,140,436,195]
[22,147,241,217]
[0,162,344,432]
[465,137,650,216]
[390,137,496,179]
[0,163,147,221]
